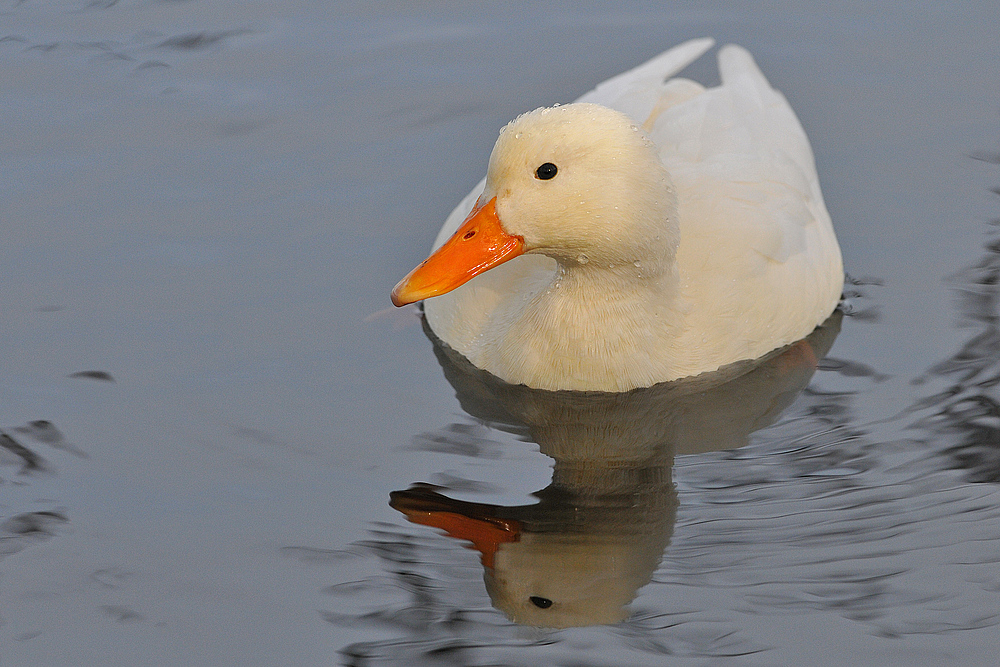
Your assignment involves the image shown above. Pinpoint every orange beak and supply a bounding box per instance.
[391,197,525,307]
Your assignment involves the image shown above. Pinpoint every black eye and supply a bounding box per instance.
[529,596,553,609]
[535,163,558,180]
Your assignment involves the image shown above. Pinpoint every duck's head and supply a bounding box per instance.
[392,103,677,306]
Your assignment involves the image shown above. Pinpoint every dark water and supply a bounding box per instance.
[2,1,1000,665]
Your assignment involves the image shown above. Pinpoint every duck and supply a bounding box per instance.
[391,38,843,392]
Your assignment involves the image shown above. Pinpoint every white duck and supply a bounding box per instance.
[392,38,843,392]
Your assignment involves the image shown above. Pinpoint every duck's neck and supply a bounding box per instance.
[479,253,684,392]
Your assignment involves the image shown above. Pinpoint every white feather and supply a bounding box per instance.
[421,41,843,391]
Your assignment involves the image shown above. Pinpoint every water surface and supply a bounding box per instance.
[2,1,1000,665]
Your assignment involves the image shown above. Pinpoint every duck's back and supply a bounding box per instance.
[659,46,840,368]
[576,40,842,374]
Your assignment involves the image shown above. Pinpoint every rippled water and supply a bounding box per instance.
[2,1,1000,665]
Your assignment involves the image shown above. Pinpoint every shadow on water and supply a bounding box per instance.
[0,426,71,562]
[911,150,1000,483]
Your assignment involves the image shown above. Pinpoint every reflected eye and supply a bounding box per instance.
[529,596,553,609]
[535,163,558,180]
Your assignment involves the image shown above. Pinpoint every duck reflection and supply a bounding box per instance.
[391,312,841,628]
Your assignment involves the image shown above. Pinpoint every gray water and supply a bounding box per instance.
[2,1,1000,665]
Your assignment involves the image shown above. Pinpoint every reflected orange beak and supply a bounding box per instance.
[391,197,525,307]
[398,509,521,569]
[390,487,521,569]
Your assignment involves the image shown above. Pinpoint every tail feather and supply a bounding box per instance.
[576,38,715,123]
[718,44,769,92]
[718,44,819,187]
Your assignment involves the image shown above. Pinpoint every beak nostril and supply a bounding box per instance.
[389,197,521,307]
